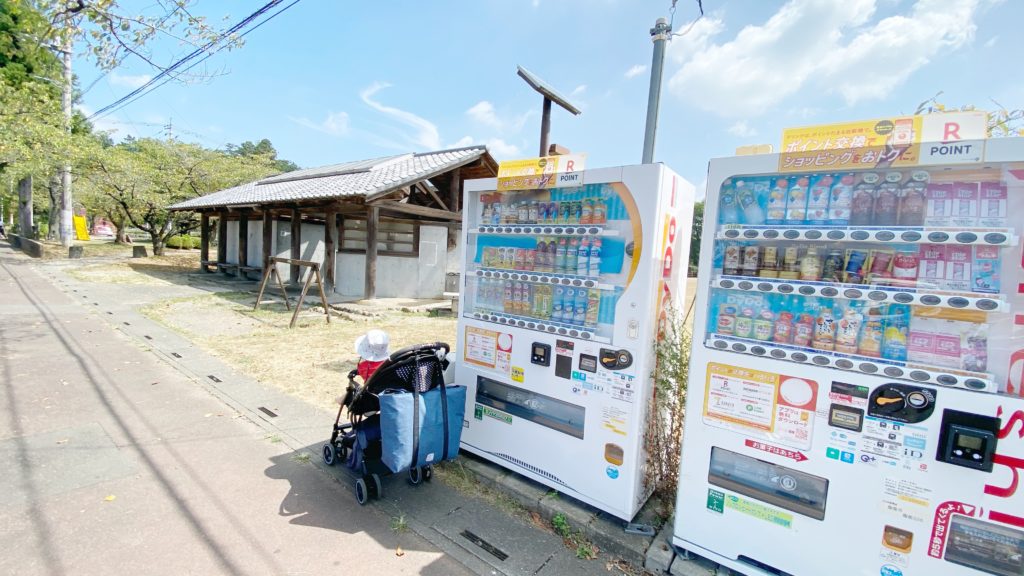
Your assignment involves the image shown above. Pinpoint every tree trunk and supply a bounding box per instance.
[59,21,74,248]
[17,175,32,237]
[47,175,60,241]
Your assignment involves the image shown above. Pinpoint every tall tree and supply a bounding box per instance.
[32,0,244,246]
[226,138,299,173]
[81,138,277,255]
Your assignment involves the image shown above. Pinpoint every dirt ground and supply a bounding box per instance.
[143,291,457,409]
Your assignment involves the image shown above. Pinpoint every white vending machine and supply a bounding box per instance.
[456,163,693,520]
[673,138,1024,576]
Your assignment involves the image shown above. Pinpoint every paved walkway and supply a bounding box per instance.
[0,243,477,576]
[0,243,630,576]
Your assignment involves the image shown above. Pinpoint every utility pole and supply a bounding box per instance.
[641,17,671,164]
[59,16,74,247]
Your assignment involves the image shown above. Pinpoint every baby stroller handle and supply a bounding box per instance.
[388,341,449,362]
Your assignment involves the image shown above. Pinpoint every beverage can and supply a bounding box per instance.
[723,243,742,276]
[585,289,600,327]
[559,201,571,224]
[821,250,844,282]
[734,309,754,338]
[753,311,774,341]
[742,246,761,276]
[581,200,593,225]
[716,305,737,335]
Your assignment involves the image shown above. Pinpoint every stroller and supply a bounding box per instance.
[322,341,464,504]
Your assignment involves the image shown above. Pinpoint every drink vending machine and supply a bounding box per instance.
[673,137,1024,576]
[456,163,693,520]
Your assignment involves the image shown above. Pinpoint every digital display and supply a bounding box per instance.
[708,447,829,520]
[957,434,984,451]
[579,354,598,373]
[829,404,864,433]
[534,345,545,356]
[476,376,585,439]
[946,514,1024,576]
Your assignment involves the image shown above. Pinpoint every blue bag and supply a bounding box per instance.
[378,385,466,473]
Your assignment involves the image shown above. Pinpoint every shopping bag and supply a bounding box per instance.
[378,385,466,474]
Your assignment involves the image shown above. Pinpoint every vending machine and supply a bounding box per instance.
[672,137,1024,576]
[456,163,693,520]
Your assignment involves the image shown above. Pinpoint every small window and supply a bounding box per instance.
[340,218,419,257]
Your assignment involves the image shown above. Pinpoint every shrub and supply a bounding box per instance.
[166,234,199,249]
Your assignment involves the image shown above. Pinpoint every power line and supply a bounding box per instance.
[87,0,300,120]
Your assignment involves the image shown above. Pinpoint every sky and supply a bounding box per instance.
[74,0,1022,197]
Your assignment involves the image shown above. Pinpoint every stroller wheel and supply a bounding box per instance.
[408,466,422,485]
[371,473,383,498]
[355,478,369,505]
[423,465,433,481]
[322,443,338,467]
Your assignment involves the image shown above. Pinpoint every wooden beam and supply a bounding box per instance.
[323,209,336,291]
[290,208,301,283]
[200,213,210,272]
[370,200,462,221]
[416,181,449,211]
[448,167,461,214]
[262,210,272,272]
[237,209,249,276]
[217,211,227,265]
[365,205,378,300]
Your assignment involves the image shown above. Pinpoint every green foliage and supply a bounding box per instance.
[79,137,278,255]
[645,308,692,507]
[226,138,299,173]
[914,92,1023,138]
[550,513,598,560]
[689,201,703,275]
[551,513,570,538]
[165,234,198,249]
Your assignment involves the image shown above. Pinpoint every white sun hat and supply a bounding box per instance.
[355,329,391,362]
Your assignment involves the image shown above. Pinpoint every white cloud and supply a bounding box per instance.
[532,0,540,6]
[446,136,520,159]
[984,35,998,48]
[360,81,441,150]
[467,101,502,130]
[570,84,587,97]
[624,64,647,79]
[727,120,757,138]
[109,72,152,89]
[485,138,520,158]
[288,111,350,136]
[668,0,981,117]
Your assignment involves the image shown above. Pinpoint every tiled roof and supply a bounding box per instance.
[169,146,488,210]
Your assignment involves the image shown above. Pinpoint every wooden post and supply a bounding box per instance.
[448,167,461,214]
[200,213,210,272]
[290,208,301,283]
[237,209,248,277]
[364,205,378,299]
[539,96,552,157]
[262,210,272,274]
[323,209,336,291]
[217,211,227,268]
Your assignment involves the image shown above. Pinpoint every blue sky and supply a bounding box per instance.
[75,0,1022,196]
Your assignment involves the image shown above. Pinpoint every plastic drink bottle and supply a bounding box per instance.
[581,200,593,225]
[573,291,588,326]
[785,177,810,224]
[588,238,602,277]
[873,173,902,226]
[585,290,600,327]
[503,280,514,314]
[834,306,864,354]
[735,309,755,339]
[753,311,774,341]
[528,201,539,224]
[766,178,789,225]
[737,181,766,225]
[551,286,565,322]
[812,307,836,351]
[858,308,884,357]
[773,312,794,344]
[562,288,575,324]
[593,198,607,224]
[577,237,591,276]
[849,173,878,226]
[566,238,579,273]
[719,180,740,224]
[555,238,568,273]
[793,314,814,347]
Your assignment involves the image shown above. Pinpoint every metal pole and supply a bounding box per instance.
[641,17,671,164]
[60,20,74,247]
[539,96,552,157]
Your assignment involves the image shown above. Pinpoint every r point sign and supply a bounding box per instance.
[918,111,988,165]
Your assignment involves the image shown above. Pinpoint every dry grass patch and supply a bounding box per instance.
[67,253,200,285]
[143,291,457,409]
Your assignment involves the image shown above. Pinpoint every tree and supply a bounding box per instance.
[914,92,1023,137]
[81,138,277,255]
[30,0,244,247]
[688,201,703,276]
[226,138,299,173]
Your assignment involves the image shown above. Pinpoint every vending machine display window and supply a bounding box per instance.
[705,166,1019,393]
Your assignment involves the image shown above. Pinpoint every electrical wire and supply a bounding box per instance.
[87,0,300,120]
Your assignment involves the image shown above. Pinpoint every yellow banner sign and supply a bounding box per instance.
[779,112,988,172]
[496,154,586,191]
[73,215,90,241]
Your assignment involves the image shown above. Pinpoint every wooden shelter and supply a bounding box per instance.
[169,146,497,299]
